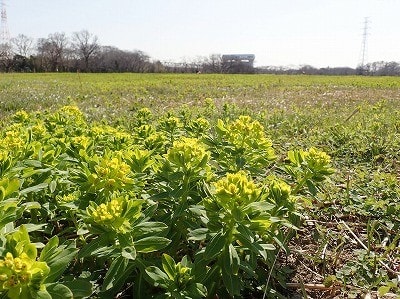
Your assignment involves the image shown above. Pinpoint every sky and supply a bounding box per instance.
[5,0,400,68]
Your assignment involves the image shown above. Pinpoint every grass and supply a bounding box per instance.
[1,73,400,298]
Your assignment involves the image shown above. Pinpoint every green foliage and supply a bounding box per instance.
[0,74,399,297]
[208,116,276,173]
[284,147,335,195]
[145,254,207,299]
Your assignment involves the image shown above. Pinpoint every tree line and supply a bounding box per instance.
[1,30,400,75]
[256,62,400,76]
[0,30,253,74]
[0,30,161,73]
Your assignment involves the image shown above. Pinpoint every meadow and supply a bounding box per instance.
[0,73,399,298]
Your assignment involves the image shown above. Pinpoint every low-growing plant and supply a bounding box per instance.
[3,96,395,298]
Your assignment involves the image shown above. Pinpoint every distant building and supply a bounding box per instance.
[222,54,255,73]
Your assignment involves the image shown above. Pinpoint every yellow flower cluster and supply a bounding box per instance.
[166,137,210,170]
[57,193,78,203]
[1,130,25,152]
[13,110,29,122]
[165,116,181,128]
[187,117,210,137]
[31,123,47,139]
[225,116,272,149]
[136,107,152,119]
[59,105,84,118]
[194,117,210,130]
[71,136,91,148]
[305,147,331,167]
[0,252,49,296]
[91,199,123,223]
[144,132,166,149]
[161,116,182,132]
[0,149,8,161]
[92,125,131,141]
[85,197,136,233]
[175,263,191,285]
[94,156,133,187]
[268,179,292,202]
[214,171,261,208]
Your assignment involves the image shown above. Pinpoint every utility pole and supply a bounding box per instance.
[0,0,10,44]
[0,0,12,61]
[358,17,369,74]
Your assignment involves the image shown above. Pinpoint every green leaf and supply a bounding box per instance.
[36,289,52,299]
[121,246,137,260]
[78,235,110,258]
[63,279,93,298]
[221,267,241,296]
[145,266,169,288]
[239,259,256,276]
[46,283,73,299]
[306,179,317,195]
[378,286,392,297]
[261,243,276,251]
[228,244,240,275]
[235,225,267,259]
[187,282,208,298]
[245,201,274,213]
[133,272,146,298]
[188,228,208,241]
[20,183,49,195]
[132,221,168,238]
[21,201,41,210]
[204,231,226,260]
[40,236,59,260]
[134,236,171,253]
[102,256,133,292]
[0,178,20,199]
[161,253,176,280]
[49,180,57,193]
[40,238,78,283]
[235,223,254,240]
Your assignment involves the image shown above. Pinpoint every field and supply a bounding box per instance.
[0,73,399,298]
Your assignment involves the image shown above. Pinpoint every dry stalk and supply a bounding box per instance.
[339,220,400,276]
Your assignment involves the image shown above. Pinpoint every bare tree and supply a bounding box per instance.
[37,32,69,71]
[72,30,99,71]
[0,42,13,71]
[11,34,34,57]
[202,54,222,73]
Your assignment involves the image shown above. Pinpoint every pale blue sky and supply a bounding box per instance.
[7,0,400,67]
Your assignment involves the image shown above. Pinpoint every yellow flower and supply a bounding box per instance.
[94,155,133,188]
[13,110,29,122]
[166,137,210,171]
[225,116,272,149]
[71,136,91,148]
[0,252,49,295]
[136,107,152,120]
[214,171,261,208]
[59,105,84,118]
[85,196,142,233]
[56,192,79,203]
[31,123,47,138]
[1,130,25,152]
[0,149,9,161]
[91,125,131,141]
[305,147,331,166]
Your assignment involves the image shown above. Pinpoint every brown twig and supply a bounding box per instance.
[339,220,400,276]
[344,107,360,122]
